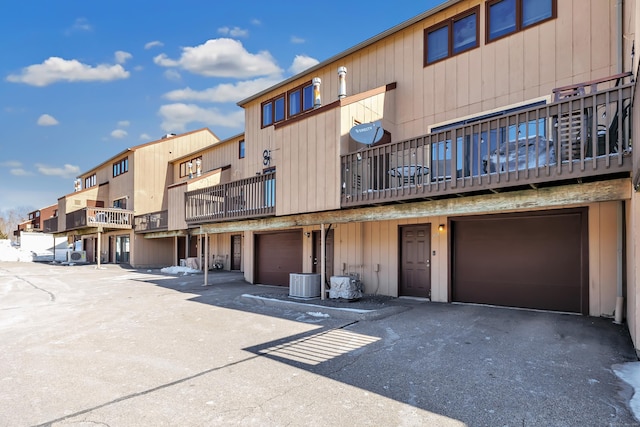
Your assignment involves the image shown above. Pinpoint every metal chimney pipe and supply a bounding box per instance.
[313,77,322,107]
[338,66,347,98]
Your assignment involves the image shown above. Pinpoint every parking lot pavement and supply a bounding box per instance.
[1,262,638,427]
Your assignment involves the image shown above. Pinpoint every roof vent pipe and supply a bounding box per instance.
[313,77,322,107]
[338,66,347,99]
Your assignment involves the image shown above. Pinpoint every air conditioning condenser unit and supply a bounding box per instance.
[67,250,87,263]
[289,273,321,298]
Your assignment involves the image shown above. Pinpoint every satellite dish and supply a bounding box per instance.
[349,120,384,145]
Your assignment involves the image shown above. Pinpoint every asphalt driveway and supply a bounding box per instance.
[0,262,637,426]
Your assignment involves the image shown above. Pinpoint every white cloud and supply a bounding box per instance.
[1,161,22,168]
[290,36,305,44]
[153,38,282,78]
[158,103,245,132]
[10,168,32,176]
[251,19,261,26]
[117,120,130,127]
[115,51,132,64]
[37,114,59,126]
[66,18,92,34]
[217,26,249,38]
[111,129,128,139]
[163,77,282,103]
[144,40,164,50]
[164,69,182,81]
[289,55,320,75]
[36,163,80,179]
[6,57,130,87]
[139,133,151,140]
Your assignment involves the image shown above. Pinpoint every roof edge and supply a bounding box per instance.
[237,0,460,107]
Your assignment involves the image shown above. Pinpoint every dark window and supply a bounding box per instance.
[262,102,272,127]
[113,198,127,209]
[261,82,313,126]
[274,97,285,122]
[261,95,286,128]
[486,0,556,43]
[84,174,97,188]
[287,82,314,118]
[424,7,479,66]
[113,157,128,178]
[239,140,245,159]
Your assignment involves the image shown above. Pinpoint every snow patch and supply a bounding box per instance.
[0,239,34,262]
[306,311,330,318]
[613,362,640,421]
[160,265,201,275]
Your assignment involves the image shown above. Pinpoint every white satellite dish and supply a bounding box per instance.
[349,121,384,145]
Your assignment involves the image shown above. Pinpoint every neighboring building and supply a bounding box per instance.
[15,204,57,237]
[134,132,248,271]
[143,0,640,351]
[47,129,219,267]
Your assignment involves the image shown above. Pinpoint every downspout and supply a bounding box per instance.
[614,0,624,324]
[615,201,625,324]
[617,0,623,74]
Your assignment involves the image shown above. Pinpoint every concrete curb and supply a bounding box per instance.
[240,294,410,321]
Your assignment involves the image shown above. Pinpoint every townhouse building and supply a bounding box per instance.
[15,203,57,237]
[37,0,640,353]
[139,0,640,351]
[44,129,218,266]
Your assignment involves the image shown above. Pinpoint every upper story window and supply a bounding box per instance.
[288,82,314,117]
[113,157,128,178]
[239,140,245,159]
[424,6,479,66]
[179,156,202,178]
[261,81,314,127]
[262,95,285,127]
[113,198,127,209]
[486,0,556,43]
[85,174,97,188]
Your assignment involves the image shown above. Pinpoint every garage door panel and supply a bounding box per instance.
[256,231,302,287]
[452,209,587,314]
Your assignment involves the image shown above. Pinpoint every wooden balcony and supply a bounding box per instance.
[43,217,58,233]
[134,210,168,233]
[341,81,633,207]
[185,172,276,224]
[65,207,134,232]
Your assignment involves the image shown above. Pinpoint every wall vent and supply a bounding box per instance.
[289,273,321,298]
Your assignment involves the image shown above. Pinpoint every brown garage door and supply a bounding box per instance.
[451,208,588,314]
[255,231,303,286]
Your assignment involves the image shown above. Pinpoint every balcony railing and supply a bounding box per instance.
[65,207,134,231]
[43,217,58,233]
[134,210,168,233]
[185,172,276,224]
[341,81,633,207]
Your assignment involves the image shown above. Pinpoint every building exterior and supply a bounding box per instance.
[141,0,640,351]
[44,129,219,267]
[37,0,640,353]
[14,204,57,237]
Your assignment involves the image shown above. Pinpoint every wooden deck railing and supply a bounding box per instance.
[134,210,168,233]
[65,207,134,231]
[185,172,276,224]
[43,217,58,233]
[341,82,633,207]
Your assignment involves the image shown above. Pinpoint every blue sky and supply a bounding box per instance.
[1,1,443,213]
